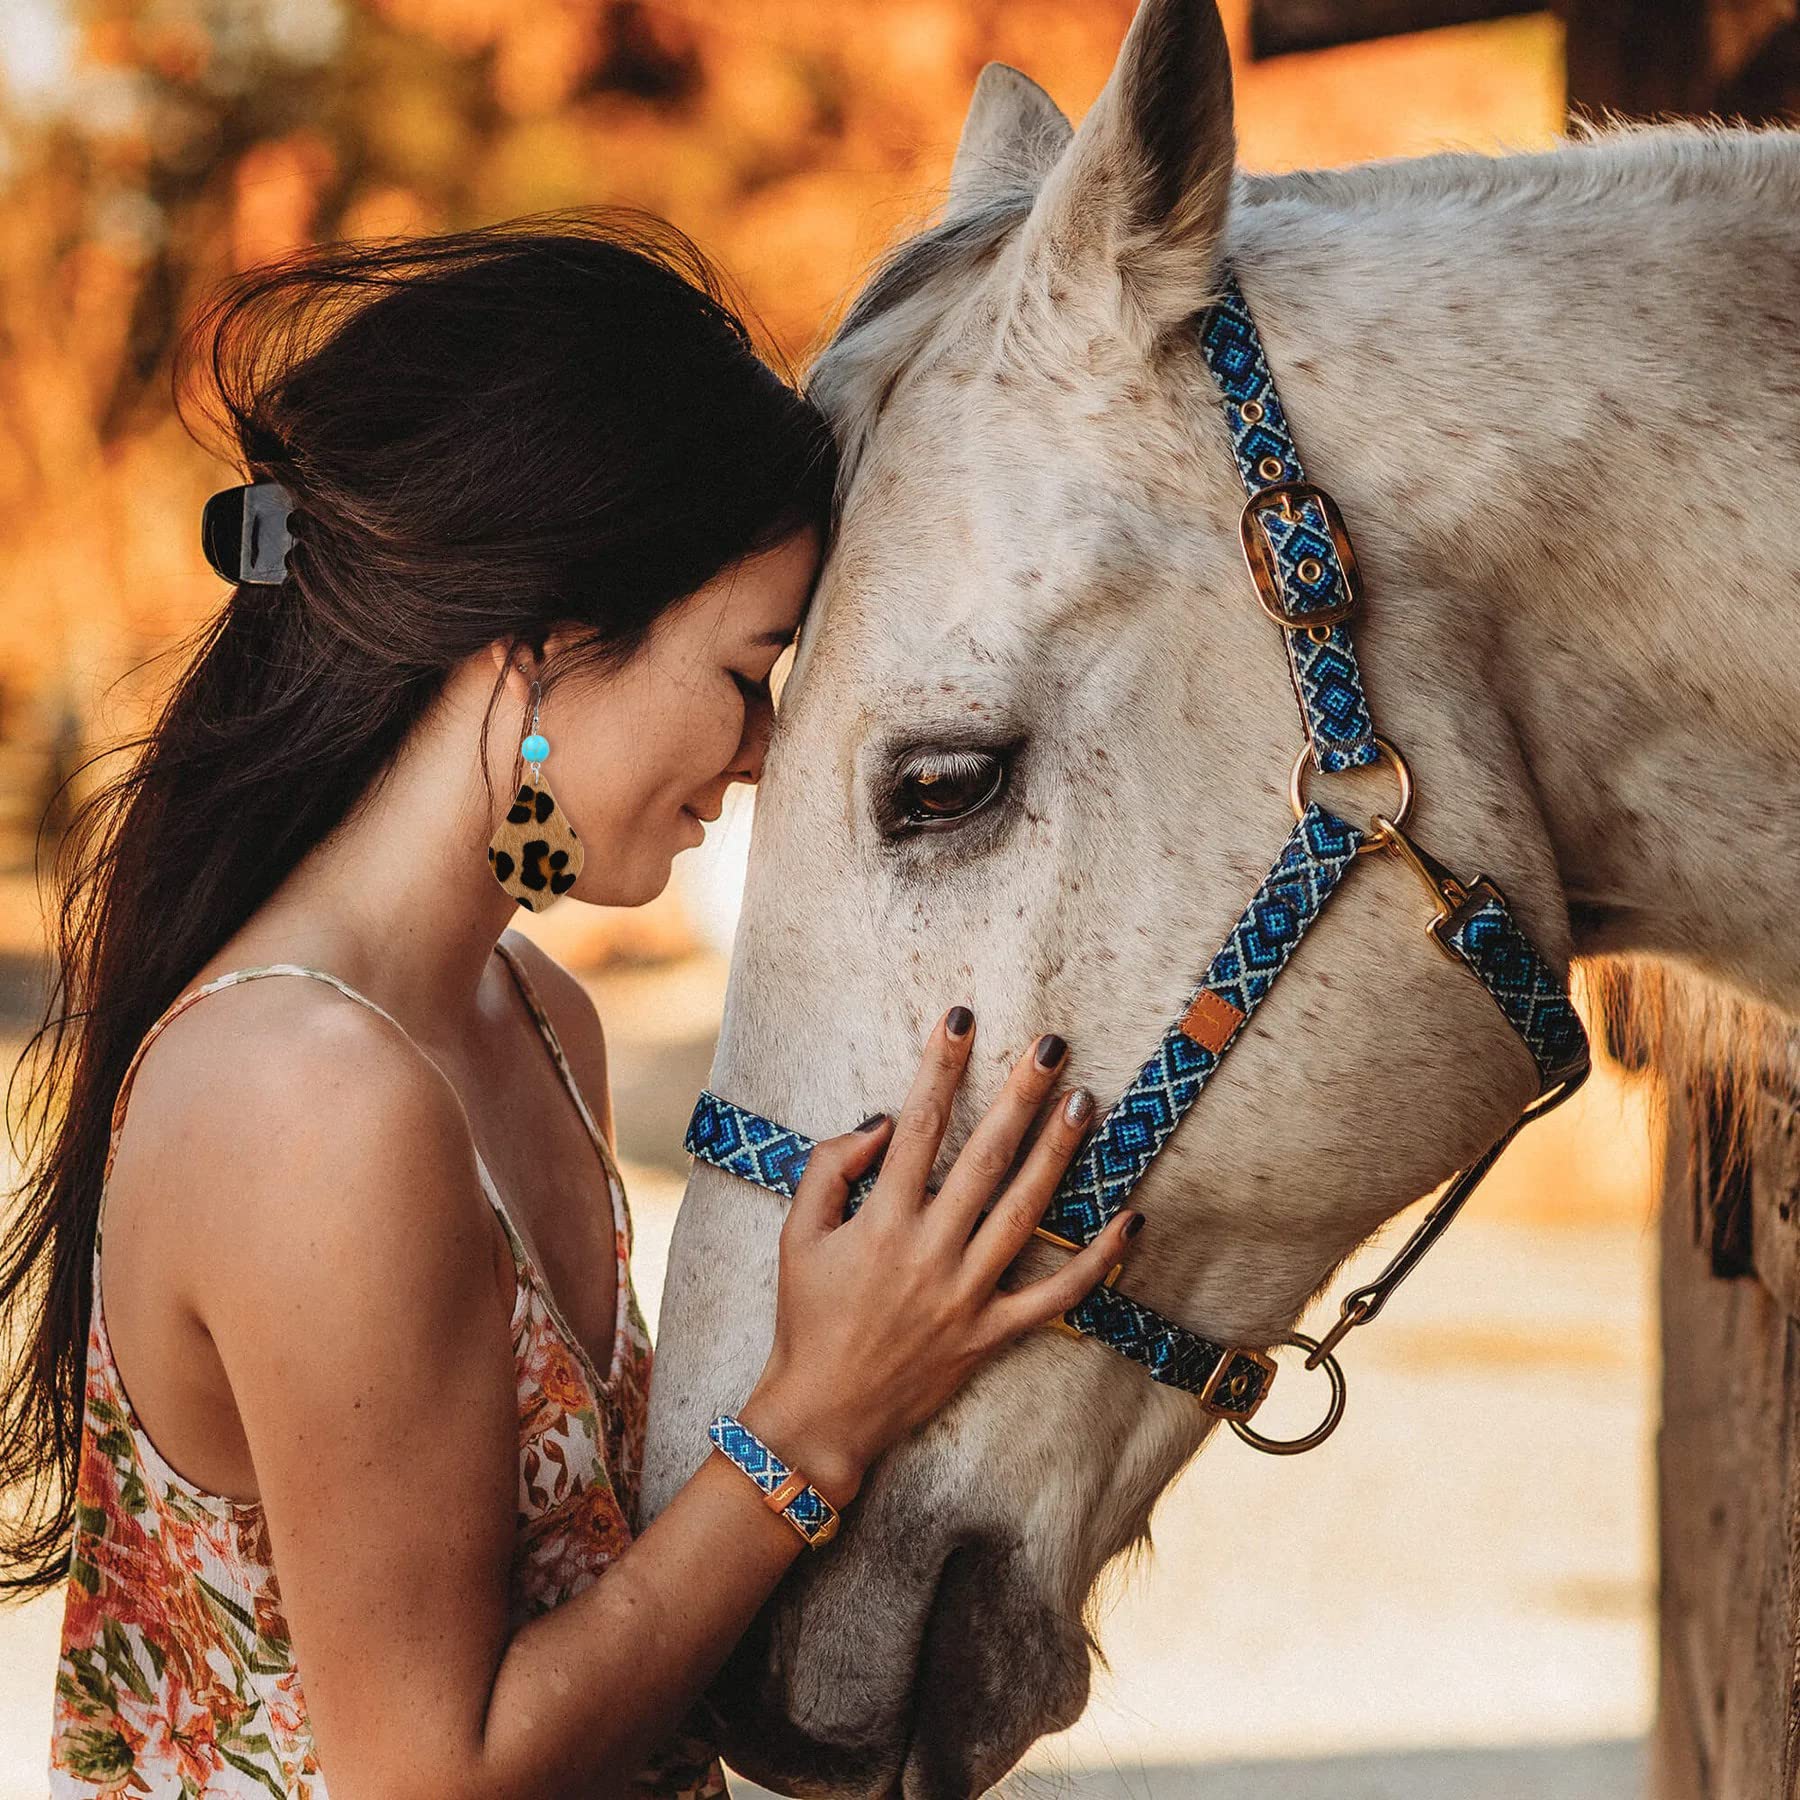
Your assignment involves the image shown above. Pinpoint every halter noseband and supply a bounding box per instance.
[685,268,1590,1456]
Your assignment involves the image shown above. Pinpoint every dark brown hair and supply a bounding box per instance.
[1,210,837,1596]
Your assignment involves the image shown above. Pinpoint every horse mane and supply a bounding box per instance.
[1585,956,1799,1183]
[1236,114,1800,215]
[811,117,1800,491]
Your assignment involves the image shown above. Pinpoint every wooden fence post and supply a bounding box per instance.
[1653,1070,1800,1797]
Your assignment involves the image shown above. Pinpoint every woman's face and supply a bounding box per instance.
[522,525,821,907]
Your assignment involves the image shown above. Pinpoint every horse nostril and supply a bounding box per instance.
[900,1532,1091,1794]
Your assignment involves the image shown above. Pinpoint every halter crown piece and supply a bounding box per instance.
[685,268,1590,1457]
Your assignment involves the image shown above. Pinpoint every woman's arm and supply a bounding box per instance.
[191,998,1132,1800]
[190,1012,829,1800]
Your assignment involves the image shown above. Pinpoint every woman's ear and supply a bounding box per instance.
[489,640,528,700]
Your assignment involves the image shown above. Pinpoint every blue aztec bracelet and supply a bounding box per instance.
[707,1414,842,1548]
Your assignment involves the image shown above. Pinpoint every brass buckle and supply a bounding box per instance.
[1240,483,1360,632]
[1197,1345,1279,1422]
[1034,1224,1122,1340]
[764,1469,841,1546]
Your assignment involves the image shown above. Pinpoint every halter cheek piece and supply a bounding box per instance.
[685,268,1591,1457]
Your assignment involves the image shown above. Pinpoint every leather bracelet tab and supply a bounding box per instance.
[707,1414,841,1548]
[763,1470,808,1514]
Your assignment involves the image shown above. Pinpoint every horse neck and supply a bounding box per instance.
[1232,131,1800,1018]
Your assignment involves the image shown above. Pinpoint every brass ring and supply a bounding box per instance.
[1288,734,1414,854]
[1229,1332,1348,1456]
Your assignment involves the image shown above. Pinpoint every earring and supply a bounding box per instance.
[487,681,584,911]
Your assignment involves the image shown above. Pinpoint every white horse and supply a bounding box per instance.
[643,0,1800,1790]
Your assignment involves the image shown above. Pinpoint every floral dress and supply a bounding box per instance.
[50,944,729,1799]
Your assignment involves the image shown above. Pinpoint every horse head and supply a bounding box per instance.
[643,1,1588,1789]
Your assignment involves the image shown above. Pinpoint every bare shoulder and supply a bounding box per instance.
[499,929,614,1145]
[111,974,493,1294]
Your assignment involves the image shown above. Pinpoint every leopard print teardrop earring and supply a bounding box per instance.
[487,681,584,912]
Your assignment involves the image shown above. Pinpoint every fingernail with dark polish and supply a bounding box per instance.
[1035,1033,1067,1069]
[1124,1211,1146,1239]
[1064,1088,1093,1125]
[946,1006,974,1039]
[855,1112,888,1133]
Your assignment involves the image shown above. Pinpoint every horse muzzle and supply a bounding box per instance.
[703,1508,1092,1799]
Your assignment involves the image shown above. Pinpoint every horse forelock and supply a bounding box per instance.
[807,193,1033,497]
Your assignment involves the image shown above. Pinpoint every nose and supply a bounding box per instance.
[730,692,775,787]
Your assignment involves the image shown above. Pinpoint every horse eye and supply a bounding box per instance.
[894,749,1007,828]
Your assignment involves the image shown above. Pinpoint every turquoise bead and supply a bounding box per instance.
[521,732,550,764]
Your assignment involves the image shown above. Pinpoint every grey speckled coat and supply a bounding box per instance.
[645,2,1800,1793]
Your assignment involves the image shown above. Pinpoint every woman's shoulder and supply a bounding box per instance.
[123,967,454,1129]
[109,971,483,1261]
[97,970,515,1500]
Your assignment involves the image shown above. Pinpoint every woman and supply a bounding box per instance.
[1,214,1143,1800]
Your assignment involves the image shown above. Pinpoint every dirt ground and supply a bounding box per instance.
[0,951,1660,1798]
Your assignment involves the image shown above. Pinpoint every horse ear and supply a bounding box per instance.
[1017,0,1236,343]
[948,64,1074,218]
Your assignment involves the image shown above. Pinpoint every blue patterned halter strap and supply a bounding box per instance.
[1199,275,1380,774]
[683,264,1591,1457]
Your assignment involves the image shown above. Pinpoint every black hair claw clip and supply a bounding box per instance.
[201,480,296,585]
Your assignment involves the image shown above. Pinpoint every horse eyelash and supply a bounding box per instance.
[880,741,1018,840]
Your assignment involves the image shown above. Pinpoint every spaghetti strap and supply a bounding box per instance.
[99,965,412,1242]
[492,936,628,1197]
[489,935,634,1393]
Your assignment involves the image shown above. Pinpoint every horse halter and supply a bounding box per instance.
[685,267,1591,1457]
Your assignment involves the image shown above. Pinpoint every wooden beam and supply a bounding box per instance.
[1561,0,1710,115]
[1709,0,1800,88]
[1562,0,1799,117]
[1717,16,1800,116]
[1247,0,1542,58]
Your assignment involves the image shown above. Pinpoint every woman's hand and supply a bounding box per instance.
[738,1007,1142,1506]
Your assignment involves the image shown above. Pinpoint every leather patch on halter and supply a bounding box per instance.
[1179,989,1245,1055]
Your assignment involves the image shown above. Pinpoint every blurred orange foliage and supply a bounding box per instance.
[0,0,1561,876]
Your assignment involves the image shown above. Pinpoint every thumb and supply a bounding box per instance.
[787,1115,892,1239]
